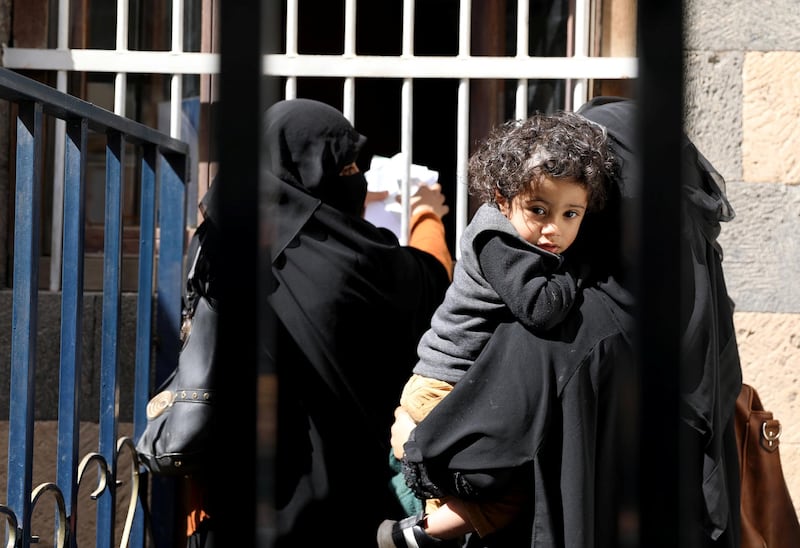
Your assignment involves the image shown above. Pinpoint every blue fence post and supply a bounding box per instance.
[0,67,190,548]
[55,116,88,548]
[132,143,160,548]
[155,152,187,387]
[146,149,188,548]
[7,100,44,548]
[95,130,126,548]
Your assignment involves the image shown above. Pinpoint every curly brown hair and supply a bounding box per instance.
[468,110,617,212]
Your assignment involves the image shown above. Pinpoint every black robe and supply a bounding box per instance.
[401,98,742,547]
[403,272,637,548]
[258,99,452,546]
[579,97,742,545]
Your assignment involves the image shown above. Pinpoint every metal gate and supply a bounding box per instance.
[0,67,188,547]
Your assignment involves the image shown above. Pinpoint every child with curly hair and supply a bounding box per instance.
[380,110,618,547]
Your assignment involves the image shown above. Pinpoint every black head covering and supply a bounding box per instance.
[264,98,369,216]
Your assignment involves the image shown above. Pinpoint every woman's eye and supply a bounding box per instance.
[531,206,546,215]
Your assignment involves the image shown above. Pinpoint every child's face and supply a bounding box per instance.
[497,176,588,254]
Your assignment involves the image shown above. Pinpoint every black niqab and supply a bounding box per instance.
[264,98,368,217]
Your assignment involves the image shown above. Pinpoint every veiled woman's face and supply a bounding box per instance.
[339,162,360,176]
[497,176,589,255]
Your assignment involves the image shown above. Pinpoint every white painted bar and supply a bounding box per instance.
[400,79,413,246]
[170,0,185,139]
[455,0,472,258]
[2,48,221,74]
[49,0,71,290]
[515,0,530,120]
[572,0,590,109]
[399,0,415,245]
[456,78,469,261]
[284,0,298,98]
[114,0,129,115]
[3,48,637,81]
[342,0,357,123]
[264,54,637,80]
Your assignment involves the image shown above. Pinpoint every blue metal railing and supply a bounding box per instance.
[0,67,189,548]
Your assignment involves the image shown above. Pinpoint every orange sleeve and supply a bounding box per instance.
[183,477,211,536]
[408,209,454,281]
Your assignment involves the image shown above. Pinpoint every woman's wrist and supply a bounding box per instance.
[410,203,436,218]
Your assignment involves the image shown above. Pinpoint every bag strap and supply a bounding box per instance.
[181,221,220,338]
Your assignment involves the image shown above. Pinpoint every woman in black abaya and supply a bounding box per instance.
[392,98,742,548]
[262,98,453,547]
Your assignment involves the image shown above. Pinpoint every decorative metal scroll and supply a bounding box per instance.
[0,435,142,548]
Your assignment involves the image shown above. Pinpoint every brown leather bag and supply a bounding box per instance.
[735,383,800,548]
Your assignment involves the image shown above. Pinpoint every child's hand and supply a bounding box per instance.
[390,406,417,459]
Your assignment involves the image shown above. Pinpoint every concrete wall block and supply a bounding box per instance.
[716,181,800,313]
[743,51,800,183]
[684,50,744,182]
[735,310,800,517]
[736,312,800,433]
[0,291,143,421]
[780,444,800,522]
[685,0,800,51]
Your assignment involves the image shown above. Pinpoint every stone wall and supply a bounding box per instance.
[684,0,800,516]
[0,292,141,421]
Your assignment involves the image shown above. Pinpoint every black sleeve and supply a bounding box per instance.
[400,295,632,503]
[400,317,559,500]
[477,232,578,331]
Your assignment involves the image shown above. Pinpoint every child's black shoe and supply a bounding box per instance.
[376,513,461,548]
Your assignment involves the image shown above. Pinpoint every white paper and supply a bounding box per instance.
[364,153,439,238]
